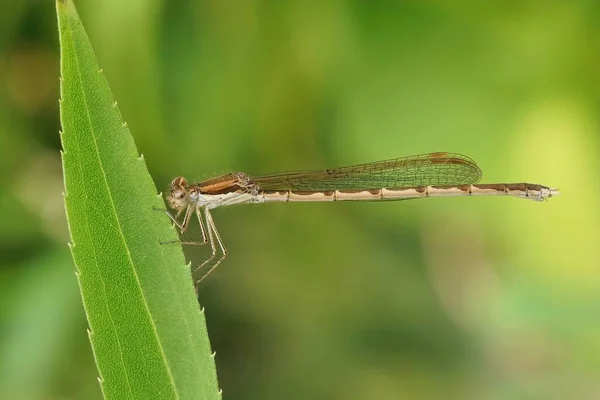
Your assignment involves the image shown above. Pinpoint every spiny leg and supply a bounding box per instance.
[152,205,184,226]
[188,191,250,285]
[154,204,193,234]
[192,207,227,289]
[157,205,210,246]
[195,206,208,245]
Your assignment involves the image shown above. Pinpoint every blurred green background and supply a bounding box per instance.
[1,1,598,399]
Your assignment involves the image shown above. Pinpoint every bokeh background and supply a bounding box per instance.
[1,1,598,399]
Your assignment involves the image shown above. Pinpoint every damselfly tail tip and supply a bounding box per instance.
[541,187,560,200]
[534,186,559,201]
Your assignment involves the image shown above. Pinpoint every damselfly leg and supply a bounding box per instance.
[191,207,228,288]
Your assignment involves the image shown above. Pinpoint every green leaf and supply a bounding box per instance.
[56,0,221,399]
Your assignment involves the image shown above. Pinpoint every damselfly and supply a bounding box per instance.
[164,152,558,287]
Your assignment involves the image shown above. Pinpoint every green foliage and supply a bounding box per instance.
[56,0,220,398]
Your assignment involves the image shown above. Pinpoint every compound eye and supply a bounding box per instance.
[171,176,188,188]
[175,191,185,200]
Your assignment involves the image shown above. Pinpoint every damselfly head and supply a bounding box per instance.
[168,176,189,210]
